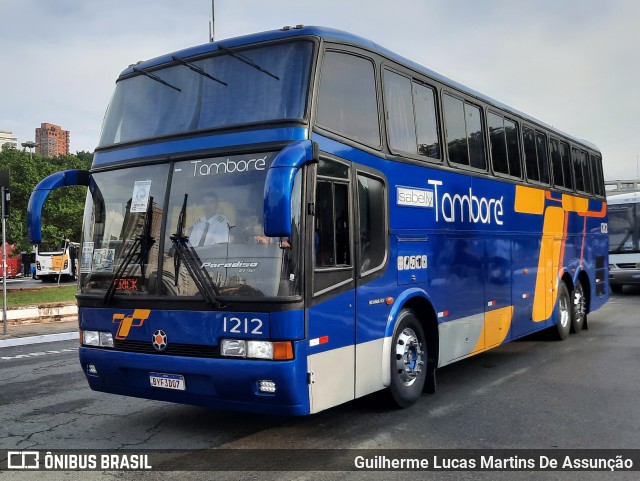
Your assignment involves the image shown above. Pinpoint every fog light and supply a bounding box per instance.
[87,364,98,375]
[247,341,273,359]
[258,380,276,393]
[221,339,246,357]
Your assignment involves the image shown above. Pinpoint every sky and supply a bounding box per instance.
[1,0,639,180]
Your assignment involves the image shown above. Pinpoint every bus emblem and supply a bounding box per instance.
[152,330,168,352]
[112,309,151,340]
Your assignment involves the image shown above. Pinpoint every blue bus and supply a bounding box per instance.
[28,26,608,415]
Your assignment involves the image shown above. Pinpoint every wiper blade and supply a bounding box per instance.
[104,197,156,304]
[614,232,633,253]
[170,194,222,307]
[217,44,280,80]
[172,55,227,86]
[132,66,182,92]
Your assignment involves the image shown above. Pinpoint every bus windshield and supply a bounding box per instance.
[608,203,640,253]
[98,40,314,147]
[79,152,302,300]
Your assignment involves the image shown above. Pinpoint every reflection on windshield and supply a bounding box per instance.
[79,165,169,295]
[162,152,302,299]
[99,41,313,146]
[608,204,639,253]
[79,152,302,300]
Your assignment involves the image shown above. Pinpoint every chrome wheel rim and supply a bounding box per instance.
[395,327,424,386]
[559,292,570,328]
[574,285,586,323]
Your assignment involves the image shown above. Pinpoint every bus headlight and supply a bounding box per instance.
[247,341,273,359]
[221,339,246,357]
[82,330,114,347]
[220,340,293,360]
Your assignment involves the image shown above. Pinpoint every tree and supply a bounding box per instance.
[0,149,92,254]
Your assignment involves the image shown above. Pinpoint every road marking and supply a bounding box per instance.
[0,347,77,361]
[0,332,79,349]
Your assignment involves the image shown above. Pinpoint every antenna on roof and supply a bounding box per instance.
[209,0,215,42]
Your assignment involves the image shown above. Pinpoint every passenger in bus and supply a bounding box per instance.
[188,192,231,246]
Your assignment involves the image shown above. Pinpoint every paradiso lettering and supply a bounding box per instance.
[428,179,504,225]
[191,155,268,177]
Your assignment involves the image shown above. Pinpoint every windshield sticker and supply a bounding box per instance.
[80,242,94,273]
[131,180,152,213]
[93,248,115,272]
[190,155,268,177]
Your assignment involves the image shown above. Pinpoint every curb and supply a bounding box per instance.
[4,303,78,325]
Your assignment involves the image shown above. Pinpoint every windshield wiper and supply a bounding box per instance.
[172,55,227,86]
[217,44,280,80]
[104,198,156,303]
[614,231,633,253]
[132,66,182,92]
[170,194,222,307]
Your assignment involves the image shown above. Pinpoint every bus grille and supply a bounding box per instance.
[616,263,639,269]
[113,340,219,358]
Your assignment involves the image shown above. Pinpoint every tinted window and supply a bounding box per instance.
[413,83,440,159]
[505,119,521,178]
[523,126,538,181]
[572,147,585,192]
[489,112,508,175]
[560,141,573,190]
[357,174,386,274]
[317,52,380,147]
[535,132,550,185]
[443,94,486,170]
[443,94,468,165]
[590,154,604,196]
[466,104,486,170]
[550,138,565,188]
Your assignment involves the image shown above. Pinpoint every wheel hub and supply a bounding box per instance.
[395,328,424,386]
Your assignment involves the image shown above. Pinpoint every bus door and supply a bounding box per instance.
[306,158,356,413]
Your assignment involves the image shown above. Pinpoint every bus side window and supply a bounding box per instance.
[313,159,353,295]
[357,173,386,275]
[443,93,486,170]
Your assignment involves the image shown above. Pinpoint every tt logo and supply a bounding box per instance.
[113,309,151,340]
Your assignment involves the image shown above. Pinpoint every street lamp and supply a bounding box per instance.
[21,141,36,160]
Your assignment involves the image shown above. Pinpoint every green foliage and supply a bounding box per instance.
[0,149,92,254]
[6,285,77,308]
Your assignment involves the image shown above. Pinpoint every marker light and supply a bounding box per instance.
[87,364,98,375]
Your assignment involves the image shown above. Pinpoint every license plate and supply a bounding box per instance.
[149,372,185,391]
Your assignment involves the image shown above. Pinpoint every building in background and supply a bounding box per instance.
[0,130,18,151]
[35,122,70,157]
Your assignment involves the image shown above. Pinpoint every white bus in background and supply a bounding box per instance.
[35,240,80,282]
[607,180,640,293]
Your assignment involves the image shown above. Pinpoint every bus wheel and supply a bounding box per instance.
[553,281,572,340]
[388,309,427,408]
[571,280,587,333]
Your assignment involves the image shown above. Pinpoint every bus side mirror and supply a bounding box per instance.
[264,140,317,237]
[27,169,91,244]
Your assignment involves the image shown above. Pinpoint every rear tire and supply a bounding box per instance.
[571,279,587,333]
[553,281,572,340]
[388,309,427,408]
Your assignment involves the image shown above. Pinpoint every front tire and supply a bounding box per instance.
[388,309,427,408]
[571,279,587,333]
[553,281,572,340]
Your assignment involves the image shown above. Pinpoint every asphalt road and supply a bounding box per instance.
[2,276,77,290]
[1,289,640,480]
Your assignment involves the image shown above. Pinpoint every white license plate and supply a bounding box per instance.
[149,372,185,391]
